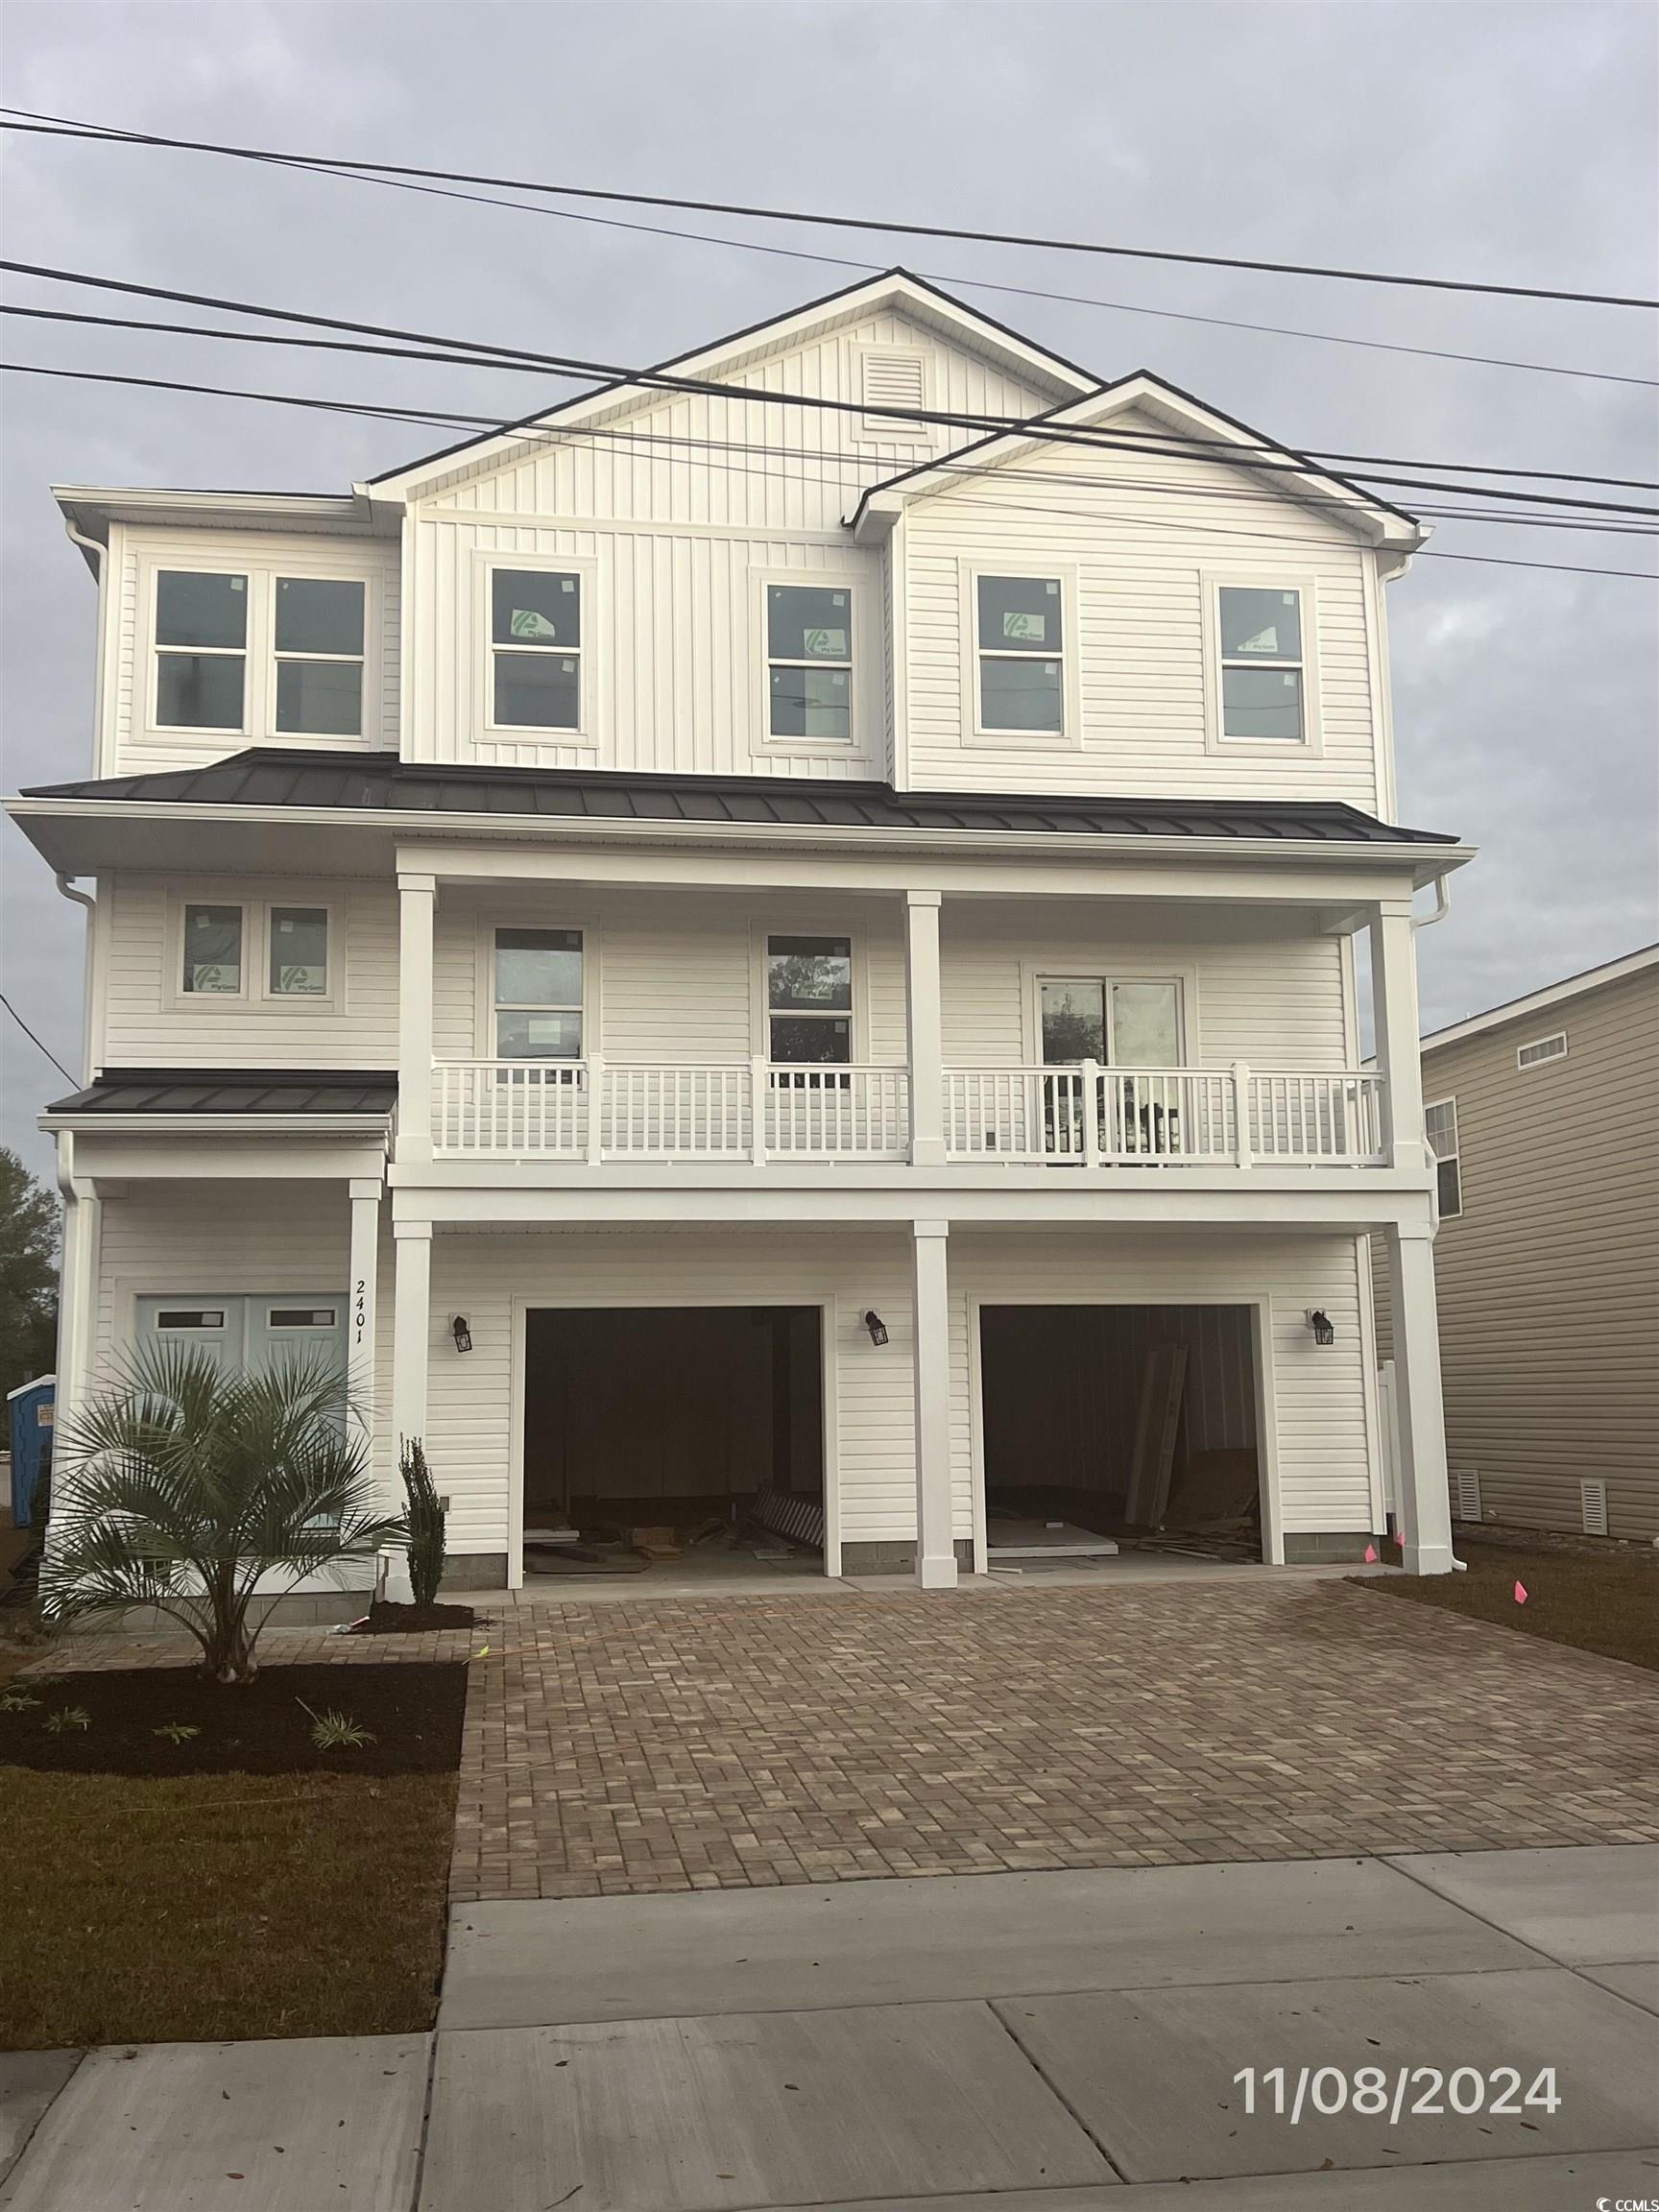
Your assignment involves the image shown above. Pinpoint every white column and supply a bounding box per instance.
[385,1217,430,1604]
[911,1218,957,1589]
[397,873,437,1165]
[1369,901,1427,1171]
[904,891,946,1167]
[1384,1221,1456,1575]
[45,1141,100,1562]
[347,1179,382,1458]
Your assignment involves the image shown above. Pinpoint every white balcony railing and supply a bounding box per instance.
[429,1058,1383,1167]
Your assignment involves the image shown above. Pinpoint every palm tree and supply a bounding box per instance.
[41,1344,405,1683]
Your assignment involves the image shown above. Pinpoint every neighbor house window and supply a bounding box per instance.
[155,570,247,730]
[275,578,364,736]
[975,574,1064,733]
[1217,586,1305,741]
[768,937,852,1064]
[1425,1097,1461,1217]
[491,569,582,729]
[1039,978,1181,1066]
[767,585,853,742]
[268,907,328,997]
[494,927,583,1059]
[182,903,244,995]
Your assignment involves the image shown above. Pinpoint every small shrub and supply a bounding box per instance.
[0,1690,42,1712]
[299,1699,375,1751]
[399,1437,446,1609]
[153,1722,202,1744]
[44,1706,91,1734]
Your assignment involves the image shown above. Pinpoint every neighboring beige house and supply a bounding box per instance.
[1375,945,1659,1541]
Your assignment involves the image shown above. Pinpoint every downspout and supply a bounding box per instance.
[1413,872,1452,931]
[54,875,99,1086]
[61,512,108,777]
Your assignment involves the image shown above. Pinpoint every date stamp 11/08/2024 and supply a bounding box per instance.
[1233,2064,1561,2127]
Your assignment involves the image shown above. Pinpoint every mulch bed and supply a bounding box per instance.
[0,1661,467,1776]
[1356,1543,1659,1672]
[351,1598,477,1632]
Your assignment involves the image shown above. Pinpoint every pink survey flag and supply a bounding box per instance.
[1363,1545,1379,1564]
[1513,1581,1528,1604]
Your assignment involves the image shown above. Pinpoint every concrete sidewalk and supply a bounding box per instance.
[3,1844,1655,2211]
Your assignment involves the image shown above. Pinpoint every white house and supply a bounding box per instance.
[8,272,1467,1594]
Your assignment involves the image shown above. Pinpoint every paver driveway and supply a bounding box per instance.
[450,1576,1659,1902]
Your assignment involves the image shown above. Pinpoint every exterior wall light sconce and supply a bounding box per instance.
[862,1310,889,1347]
[451,1315,473,1355]
[1306,1309,1335,1347]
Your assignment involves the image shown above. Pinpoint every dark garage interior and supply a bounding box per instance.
[979,1303,1262,1560]
[522,1306,824,1574]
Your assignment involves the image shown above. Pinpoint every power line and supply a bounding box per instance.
[6,259,1655,518]
[9,301,1656,494]
[5,114,1648,393]
[3,107,1654,310]
[0,995,76,1088]
[10,360,1656,579]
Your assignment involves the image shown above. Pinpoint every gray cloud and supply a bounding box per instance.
[4,0,1655,1179]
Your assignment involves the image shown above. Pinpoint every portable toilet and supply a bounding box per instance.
[8,1376,55,1528]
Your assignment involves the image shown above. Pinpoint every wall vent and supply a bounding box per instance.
[858,348,930,439]
[1517,1031,1568,1070]
[1455,1470,1483,1522]
[1579,1479,1609,1537]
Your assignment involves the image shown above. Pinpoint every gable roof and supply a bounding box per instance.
[361,268,1100,502]
[1420,944,1659,1052]
[850,369,1422,551]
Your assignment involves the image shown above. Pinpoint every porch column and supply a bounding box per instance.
[904,890,947,1167]
[397,872,436,1165]
[347,1178,382,1461]
[45,1141,101,1560]
[1369,901,1427,1172]
[911,1218,957,1589]
[1384,1221,1456,1575]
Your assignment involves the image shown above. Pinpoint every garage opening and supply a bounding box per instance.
[979,1303,1263,1565]
[521,1306,825,1580]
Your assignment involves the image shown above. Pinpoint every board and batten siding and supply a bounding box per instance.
[104,525,400,778]
[900,406,1385,810]
[98,874,400,1070]
[1374,961,1659,1539]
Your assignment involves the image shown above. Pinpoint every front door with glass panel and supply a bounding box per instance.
[136,1295,347,1383]
[1039,978,1182,1157]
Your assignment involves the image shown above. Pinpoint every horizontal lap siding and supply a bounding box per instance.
[99,874,399,1070]
[1394,969,1659,1538]
[951,1232,1377,1534]
[902,409,1382,807]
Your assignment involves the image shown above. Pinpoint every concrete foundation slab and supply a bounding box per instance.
[441,1856,1538,2030]
[1388,1843,1659,1963]
[418,2002,1112,2211]
[0,2053,81,2188]
[0,2035,429,2212]
[994,1967,1659,2180]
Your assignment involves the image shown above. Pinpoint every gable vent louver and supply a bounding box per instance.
[860,349,930,440]
[1455,1470,1483,1523]
[1517,1031,1568,1070]
[1579,1479,1609,1537]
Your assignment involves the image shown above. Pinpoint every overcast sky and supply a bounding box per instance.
[2,0,1655,1181]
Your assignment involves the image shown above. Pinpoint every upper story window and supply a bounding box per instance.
[491,570,582,730]
[974,574,1066,736]
[494,927,583,1059]
[268,906,328,996]
[1425,1097,1461,1218]
[275,579,365,737]
[156,571,248,731]
[182,902,244,995]
[179,900,334,1004]
[1040,977,1182,1067]
[766,586,853,744]
[1216,586,1305,742]
[767,937,852,1064]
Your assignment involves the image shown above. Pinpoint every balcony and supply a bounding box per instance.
[429,1058,1383,1168]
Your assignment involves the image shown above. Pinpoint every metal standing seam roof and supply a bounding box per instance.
[45,1069,398,1118]
[19,748,1458,847]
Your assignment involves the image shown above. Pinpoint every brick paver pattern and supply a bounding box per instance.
[447,1578,1659,1902]
[36,1578,1659,1904]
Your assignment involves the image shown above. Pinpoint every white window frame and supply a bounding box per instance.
[959,561,1082,750]
[272,574,369,741]
[752,925,868,1068]
[479,919,590,1064]
[1028,969,1192,1068]
[1425,1096,1462,1219]
[1516,1030,1568,1070]
[850,342,934,446]
[139,551,382,750]
[167,892,344,1013]
[1202,572,1323,757]
[477,553,597,744]
[752,568,866,757]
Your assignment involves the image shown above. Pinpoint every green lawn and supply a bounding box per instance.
[1358,1542,1659,1672]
